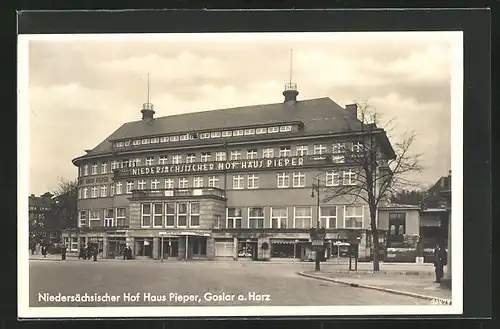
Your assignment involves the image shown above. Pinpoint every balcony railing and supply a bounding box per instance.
[130,187,226,199]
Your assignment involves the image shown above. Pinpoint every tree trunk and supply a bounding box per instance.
[370,211,380,272]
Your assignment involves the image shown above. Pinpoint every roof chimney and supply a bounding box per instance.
[141,73,155,120]
[345,103,358,118]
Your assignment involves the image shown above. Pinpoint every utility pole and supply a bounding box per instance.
[311,178,323,271]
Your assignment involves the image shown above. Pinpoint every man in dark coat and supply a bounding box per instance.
[61,245,67,260]
[433,243,448,283]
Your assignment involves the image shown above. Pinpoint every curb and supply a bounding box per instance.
[297,271,451,303]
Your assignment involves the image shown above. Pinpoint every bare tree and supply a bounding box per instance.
[322,101,422,271]
[46,177,79,233]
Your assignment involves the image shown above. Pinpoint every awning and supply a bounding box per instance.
[271,239,307,244]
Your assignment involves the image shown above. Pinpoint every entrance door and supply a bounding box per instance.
[191,237,207,258]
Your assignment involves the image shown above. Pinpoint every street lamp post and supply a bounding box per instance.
[311,178,322,271]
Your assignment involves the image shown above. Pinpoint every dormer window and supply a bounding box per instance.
[116,142,124,148]
[256,128,267,134]
[200,133,210,139]
[133,140,140,146]
[280,125,292,132]
[211,132,221,138]
[124,140,131,147]
[222,131,232,137]
[244,129,255,135]
[268,127,279,133]
[160,137,169,143]
[151,137,159,143]
[180,134,190,141]
[141,139,150,145]
[170,136,179,142]
[233,130,244,136]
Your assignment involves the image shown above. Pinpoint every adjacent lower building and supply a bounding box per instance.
[62,82,396,261]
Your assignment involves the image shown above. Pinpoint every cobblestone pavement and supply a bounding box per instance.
[29,260,433,307]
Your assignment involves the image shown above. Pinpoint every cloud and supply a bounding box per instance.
[26,32,454,194]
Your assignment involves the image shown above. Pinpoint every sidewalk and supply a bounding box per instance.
[298,270,452,302]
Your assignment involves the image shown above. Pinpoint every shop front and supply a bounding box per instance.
[270,238,310,260]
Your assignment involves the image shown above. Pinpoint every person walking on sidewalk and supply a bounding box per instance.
[433,243,447,283]
[41,244,47,258]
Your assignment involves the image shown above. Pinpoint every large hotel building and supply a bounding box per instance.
[62,83,395,261]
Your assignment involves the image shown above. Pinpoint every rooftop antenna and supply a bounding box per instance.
[147,72,151,104]
[289,48,293,84]
[141,73,155,119]
[283,48,299,102]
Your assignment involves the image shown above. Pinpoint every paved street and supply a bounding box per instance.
[29,259,433,307]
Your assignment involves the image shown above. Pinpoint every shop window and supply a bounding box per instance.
[389,212,406,235]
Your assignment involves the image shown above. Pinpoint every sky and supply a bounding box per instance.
[25,32,456,196]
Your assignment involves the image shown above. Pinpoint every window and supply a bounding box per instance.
[115,182,122,195]
[211,132,221,138]
[279,146,291,157]
[352,141,363,153]
[116,208,126,227]
[178,177,188,188]
[89,210,101,228]
[256,127,267,134]
[141,204,151,227]
[244,129,255,135]
[271,207,288,229]
[104,209,114,227]
[141,139,150,145]
[101,162,108,174]
[100,185,107,197]
[193,176,203,188]
[248,207,264,228]
[91,186,98,198]
[227,208,242,228]
[133,140,141,146]
[180,134,190,141]
[200,133,210,139]
[83,164,89,175]
[151,137,159,143]
[345,205,363,228]
[186,154,196,163]
[165,178,174,189]
[126,181,134,194]
[332,142,346,163]
[172,155,182,164]
[263,148,274,158]
[277,173,290,188]
[246,149,258,159]
[201,152,211,162]
[92,163,98,175]
[165,203,175,227]
[222,131,232,137]
[292,172,305,187]
[151,179,160,191]
[389,212,406,235]
[190,202,200,226]
[110,184,115,196]
[268,126,279,133]
[326,170,340,186]
[343,169,357,185]
[215,152,226,161]
[314,144,327,155]
[320,206,337,228]
[233,174,244,189]
[294,206,312,229]
[124,140,130,147]
[145,157,154,166]
[79,210,87,227]
[116,141,124,148]
[247,174,259,189]
[159,156,168,164]
[71,237,78,251]
[296,145,308,156]
[170,136,179,142]
[138,180,146,190]
[208,176,219,188]
[230,150,241,160]
[280,125,292,132]
[160,136,169,143]
[177,203,188,227]
[78,188,82,199]
[153,203,163,227]
[111,161,118,170]
[233,129,244,136]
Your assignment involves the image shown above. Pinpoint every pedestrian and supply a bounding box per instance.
[36,242,41,255]
[41,244,47,258]
[433,243,448,283]
[78,247,85,259]
[92,246,98,261]
[61,245,67,260]
[123,246,127,260]
[30,241,36,255]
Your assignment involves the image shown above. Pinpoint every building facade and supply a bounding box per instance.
[29,192,58,244]
[63,84,396,261]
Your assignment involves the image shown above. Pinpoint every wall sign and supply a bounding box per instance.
[124,157,305,176]
[78,176,109,185]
